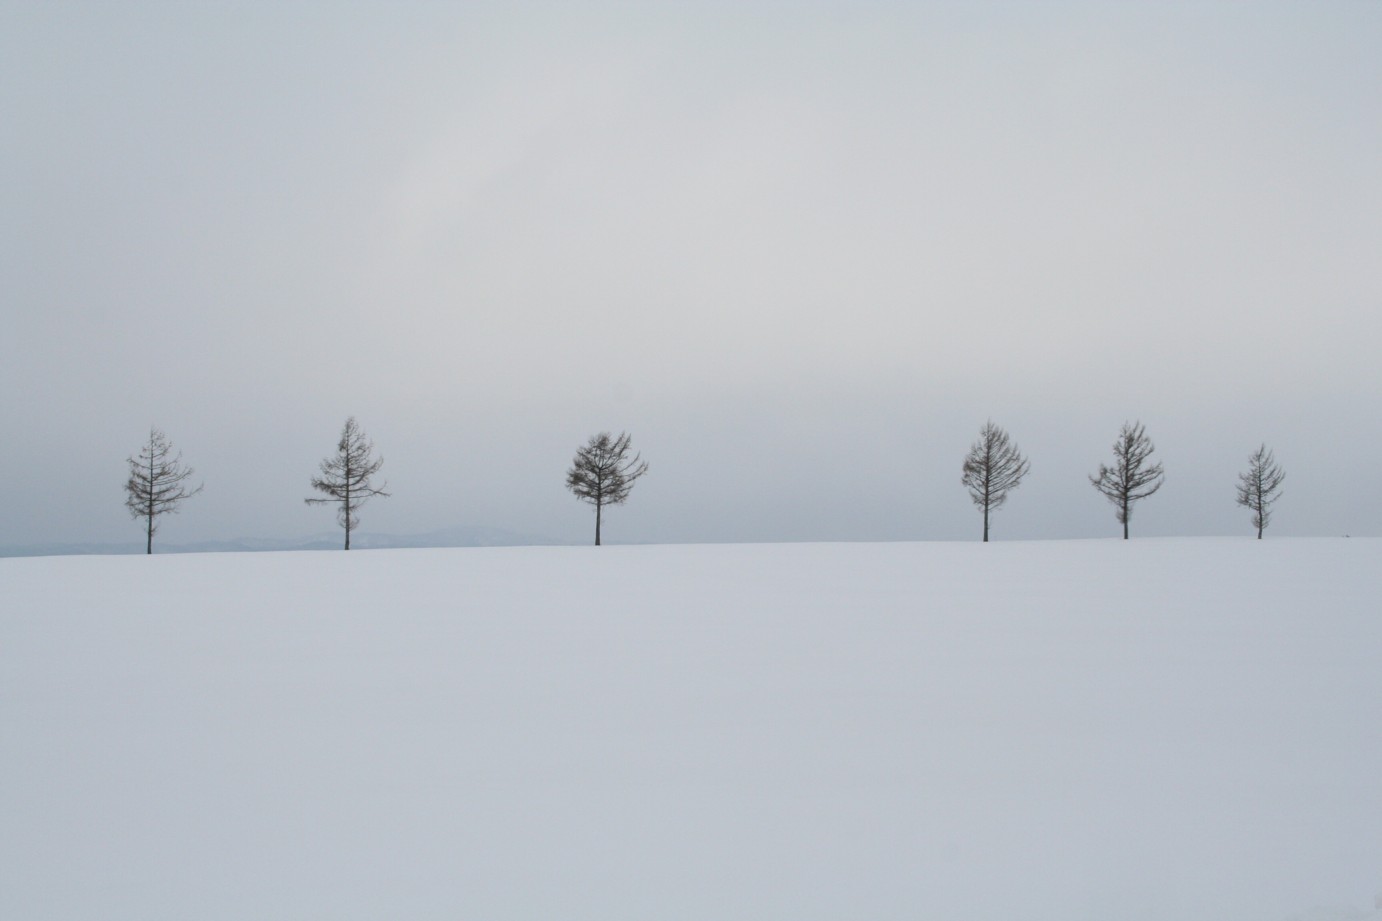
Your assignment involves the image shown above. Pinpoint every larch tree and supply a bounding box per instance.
[961,420,1030,542]
[1089,421,1165,540]
[566,431,648,546]
[305,416,390,550]
[1236,443,1285,539]
[124,427,202,554]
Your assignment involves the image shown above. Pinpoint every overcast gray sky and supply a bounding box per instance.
[2,1,1379,548]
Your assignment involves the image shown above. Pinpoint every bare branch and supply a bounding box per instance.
[960,420,1030,542]
[1089,421,1165,539]
[124,427,202,554]
[566,430,649,545]
[1236,443,1285,539]
[305,416,390,549]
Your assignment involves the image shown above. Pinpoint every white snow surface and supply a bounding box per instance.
[2,538,1380,921]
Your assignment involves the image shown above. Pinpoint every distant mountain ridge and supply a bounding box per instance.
[0,525,564,558]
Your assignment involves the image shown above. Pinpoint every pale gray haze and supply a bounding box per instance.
[3,2,1380,549]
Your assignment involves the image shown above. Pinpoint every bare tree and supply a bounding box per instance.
[1090,421,1165,539]
[125,427,202,554]
[305,416,390,550]
[1236,443,1285,539]
[961,420,1030,542]
[566,431,648,546]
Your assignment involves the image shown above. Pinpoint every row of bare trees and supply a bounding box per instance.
[123,421,648,552]
[960,420,1286,541]
[123,420,390,554]
[123,418,1285,553]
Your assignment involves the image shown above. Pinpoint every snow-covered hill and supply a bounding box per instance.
[2,539,1379,921]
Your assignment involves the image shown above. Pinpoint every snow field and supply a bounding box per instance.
[2,539,1380,921]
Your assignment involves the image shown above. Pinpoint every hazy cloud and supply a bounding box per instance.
[3,2,1379,548]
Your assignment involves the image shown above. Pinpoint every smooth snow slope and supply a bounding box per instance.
[2,539,1379,921]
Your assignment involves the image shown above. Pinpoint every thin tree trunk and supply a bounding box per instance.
[595,503,602,546]
[146,449,155,554]
[982,506,989,542]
